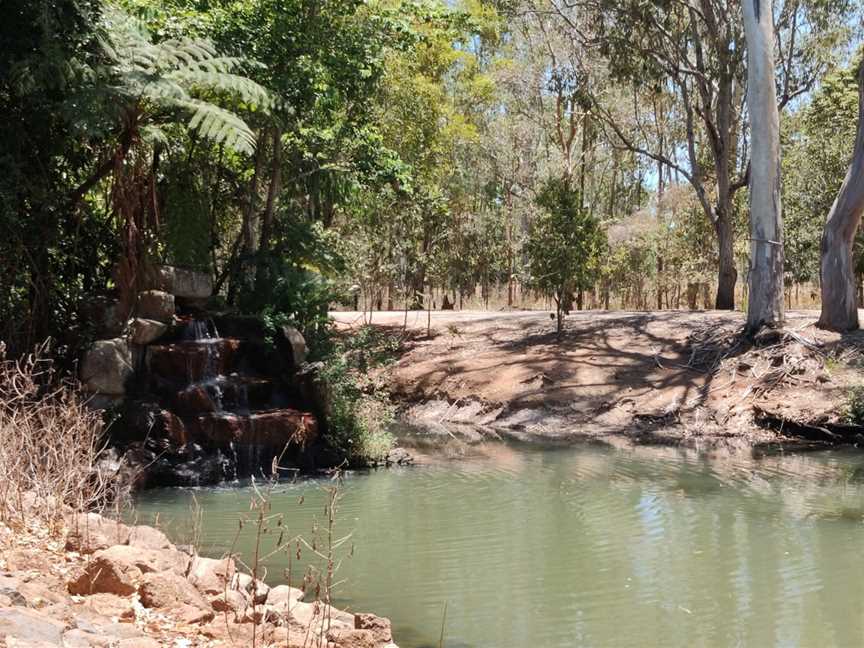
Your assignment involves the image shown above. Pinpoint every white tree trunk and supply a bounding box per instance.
[743,0,784,333]
[818,61,864,332]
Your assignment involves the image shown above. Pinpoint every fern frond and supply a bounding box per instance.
[180,99,257,155]
[168,70,271,108]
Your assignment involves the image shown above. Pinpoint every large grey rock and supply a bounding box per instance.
[148,265,212,299]
[281,325,308,367]
[129,318,168,345]
[80,339,133,395]
[136,290,175,323]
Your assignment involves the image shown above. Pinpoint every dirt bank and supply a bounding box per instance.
[0,503,397,648]
[333,310,864,451]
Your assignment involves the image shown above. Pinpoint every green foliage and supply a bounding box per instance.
[783,64,860,284]
[525,178,605,330]
[844,384,864,425]
[316,327,401,464]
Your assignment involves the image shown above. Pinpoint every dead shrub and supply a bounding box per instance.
[0,341,128,528]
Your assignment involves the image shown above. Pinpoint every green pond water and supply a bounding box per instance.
[134,439,864,648]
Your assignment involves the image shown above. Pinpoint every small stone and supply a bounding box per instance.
[82,593,136,620]
[208,589,248,615]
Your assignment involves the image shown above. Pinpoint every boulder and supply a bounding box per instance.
[68,545,189,596]
[65,513,131,554]
[136,290,175,323]
[81,338,133,395]
[187,556,236,596]
[0,607,66,645]
[147,265,212,299]
[354,613,393,644]
[281,325,308,367]
[231,572,270,605]
[126,525,171,551]
[129,318,168,345]
[326,628,378,648]
[68,550,142,596]
[138,571,208,611]
[81,593,136,620]
[208,589,248,615]
[265,585,304,609]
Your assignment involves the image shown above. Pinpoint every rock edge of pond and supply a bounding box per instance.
[0,499,398,648]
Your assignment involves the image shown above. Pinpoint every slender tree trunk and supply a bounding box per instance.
[714,210,737,310]
[818,60,864,331]
[743,0,784,332]
[255,128,283,294]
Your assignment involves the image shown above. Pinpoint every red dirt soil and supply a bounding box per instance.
[333,310,864,450]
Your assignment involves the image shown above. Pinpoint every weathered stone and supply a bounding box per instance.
[65,513,131,554]
[81,338,133,395]
[354,612,393,643]
[281,325,308,367]
[117,637,163,648]
[126,525,171,551]
[193,409,318,448]
[231,572,270,605]
[138,571,208,611]
[0,606,66,644]
[172,603,215,625]
[147,265,212,299]
[68,545,189,596]
[82,593,136,620]
[68,550,142,596]
[136,290,175,323]
[186,556,236,596]
[129,318,168,346]
[63,627,116,647]
[326,628,377,648]
[208,589,248,615]
[265,585,304,609]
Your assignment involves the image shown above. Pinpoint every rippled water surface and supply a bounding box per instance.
[134,441,864,647]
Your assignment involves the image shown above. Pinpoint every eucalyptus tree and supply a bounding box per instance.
[818,57,864,331]
[743,0,784,332]
[544,0,854,310]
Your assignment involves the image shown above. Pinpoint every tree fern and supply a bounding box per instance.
[98,4,270,155]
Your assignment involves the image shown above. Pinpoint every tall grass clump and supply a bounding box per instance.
[0,342,125,528]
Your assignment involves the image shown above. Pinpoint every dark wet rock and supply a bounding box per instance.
[146,339,242,384]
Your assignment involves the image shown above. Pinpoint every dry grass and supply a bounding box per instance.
[0,342,127,530]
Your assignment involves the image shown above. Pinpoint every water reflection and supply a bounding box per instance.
[135,441,864,648]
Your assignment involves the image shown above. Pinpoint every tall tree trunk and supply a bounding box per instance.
[255,128,283,294]
[744,0,784,332]
[714,211,737,310]
[818,60,864,331]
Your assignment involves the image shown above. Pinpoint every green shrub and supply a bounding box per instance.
[315,326,403,464]
[845,384,864,424]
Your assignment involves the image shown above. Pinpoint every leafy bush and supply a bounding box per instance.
[315,326,403,464]
[845,384,864,425]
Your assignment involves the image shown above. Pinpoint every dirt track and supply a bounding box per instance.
[332,309,864,450]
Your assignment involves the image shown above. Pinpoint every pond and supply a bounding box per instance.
[134,438,864,648]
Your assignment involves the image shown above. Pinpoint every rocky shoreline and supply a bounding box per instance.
[0,505,398,647]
